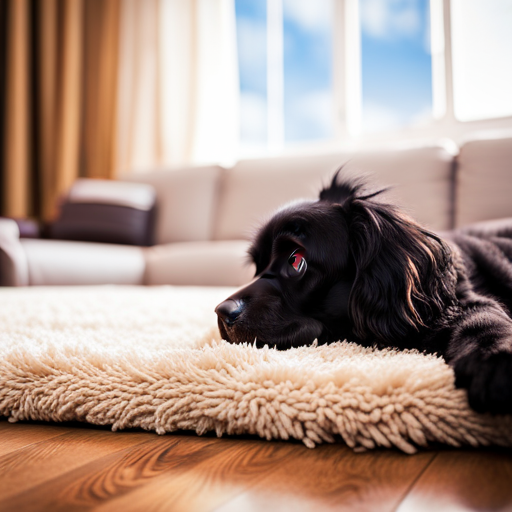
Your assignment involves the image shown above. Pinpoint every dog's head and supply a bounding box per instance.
[215,171,454,349]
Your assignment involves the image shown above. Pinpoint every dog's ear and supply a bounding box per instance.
[346,199,455,346]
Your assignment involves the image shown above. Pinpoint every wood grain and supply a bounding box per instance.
[0,432,224,512]
[214,443,435,512]
[93,438,299,512]
[0,425,151,501]
[396,448,512,512]
[0,421,70,457]
[1,421,512,512]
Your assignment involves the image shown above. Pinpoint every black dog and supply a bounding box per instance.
[215,172,512,414]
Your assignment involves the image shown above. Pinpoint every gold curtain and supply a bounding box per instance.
[0,0,120,221]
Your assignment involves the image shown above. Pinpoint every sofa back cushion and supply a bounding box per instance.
[124,165,221,244]
[214,143,456,240]
[455,135,512,227]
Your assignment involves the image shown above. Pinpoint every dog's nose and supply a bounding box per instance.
[215,299,243,326]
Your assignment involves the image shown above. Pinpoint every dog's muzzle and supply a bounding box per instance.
[215,299,244,327]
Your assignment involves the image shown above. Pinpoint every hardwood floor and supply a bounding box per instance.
[1,420,512,512]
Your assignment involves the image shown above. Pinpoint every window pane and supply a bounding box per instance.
[235,0,267,146]
[360,0,433,132]
[283,0,334,142]
[451,0,512,122]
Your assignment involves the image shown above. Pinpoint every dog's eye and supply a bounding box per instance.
[288,249,307,274]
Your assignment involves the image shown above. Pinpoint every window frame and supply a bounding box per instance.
[333,0,512,149]
[238,0,512,157]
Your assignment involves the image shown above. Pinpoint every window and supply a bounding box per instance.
[359,0,433,132]
[235,0,333,151]
[235,0,512,153]
[282,0,333,143]
[235,0,268,147]
[451,0,512,121]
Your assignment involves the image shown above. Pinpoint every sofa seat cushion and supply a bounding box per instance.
[21,239,145,286]
[144,240,255,286]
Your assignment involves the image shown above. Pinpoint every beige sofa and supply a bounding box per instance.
[1,134,511,287]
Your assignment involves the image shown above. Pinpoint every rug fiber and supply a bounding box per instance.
[1,286,511,454]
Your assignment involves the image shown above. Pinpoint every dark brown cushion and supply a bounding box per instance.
[50,179,157,246]
[50,203,156,246]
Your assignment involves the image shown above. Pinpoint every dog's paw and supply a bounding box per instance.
[454,351,512,414]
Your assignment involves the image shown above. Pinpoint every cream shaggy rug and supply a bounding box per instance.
[1,286,511,454]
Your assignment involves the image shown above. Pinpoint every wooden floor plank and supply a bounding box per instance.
[0,421,73,457]
[396,448,512,512]
[213,444,435,512]
[0,426,153,501]
[0,433,225,512]
[2,421,512,512]
[89,441,435,512]
[92,438,300,512]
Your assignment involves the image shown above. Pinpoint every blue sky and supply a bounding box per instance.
[282,0,333,141]
[235,0,433,143]
[235,0,267,96]
[360,0,432,131]
[235,0,268,143]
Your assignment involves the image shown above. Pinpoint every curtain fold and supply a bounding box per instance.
[54,0,83,218]
[116,0,240,173]
[81,0,120,183]
[0,0,121,221]
[116,0,161,173]
[4,0,31,218]
[37,0,58,221]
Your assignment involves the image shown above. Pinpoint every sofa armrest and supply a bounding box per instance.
[0,218,29,286]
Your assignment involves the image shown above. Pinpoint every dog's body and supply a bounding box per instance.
[215,173,512,414]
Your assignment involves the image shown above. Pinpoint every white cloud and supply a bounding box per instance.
[240,89,334,145]
[411,104,433,126]
[362,101,433,132]
[283,0,332,33]
[236,17,267,89]
[240,92,267,143]
[360,0,422,40]
[362,101,404,132]
[285,89,333,141]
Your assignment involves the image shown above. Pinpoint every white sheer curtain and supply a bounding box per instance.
[116,0,240,173]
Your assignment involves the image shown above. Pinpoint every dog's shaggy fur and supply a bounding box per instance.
[216,172,512,415]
